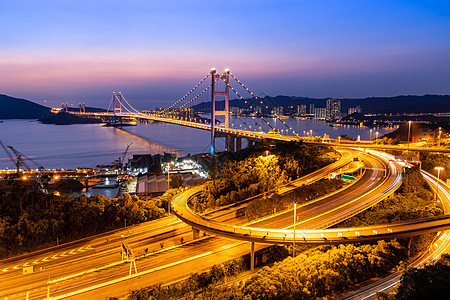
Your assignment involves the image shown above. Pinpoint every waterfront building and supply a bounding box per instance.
[348,105,362,115]
[314,107,327,119]
[326,98,341,120]
[297,105,307,115]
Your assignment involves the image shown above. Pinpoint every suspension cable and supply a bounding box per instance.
[180,84,212,109]
[165,72,211,112]
[229,72,301,139]
[119,94,141,114]
[223,80,274,130]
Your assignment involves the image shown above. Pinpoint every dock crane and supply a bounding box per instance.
[117,142,132,171]
[0,140,31,174]
[0,140,48,193]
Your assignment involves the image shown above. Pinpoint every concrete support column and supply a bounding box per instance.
[192,227,201,240]
[229,135,235,152]
[236,137,242,151]
[225,135,230,152]
[248,140,253,147]
[407,236,413,257]
[250,242,255,270]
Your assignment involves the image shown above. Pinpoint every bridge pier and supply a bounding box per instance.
[250,242,255,270]
[236,137,242,151]
[226,135,235,152]
[192,227,201,240]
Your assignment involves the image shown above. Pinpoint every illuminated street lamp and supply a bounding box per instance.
[293,202,298,257]
[438,127,442,147]
[375,131,379,140]
[338,136,341,148]
[407,121,412,151]
[369,129,372,141]
[435,166,444,201]
[310,129,313,137]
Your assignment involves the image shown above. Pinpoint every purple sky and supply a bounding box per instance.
[1,1,450,109]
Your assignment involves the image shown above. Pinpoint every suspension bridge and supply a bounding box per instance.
[69,68,300,155]
[68,68,450,155]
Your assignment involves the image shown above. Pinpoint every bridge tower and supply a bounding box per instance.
[113,92,123,125]
[210,68,230,155]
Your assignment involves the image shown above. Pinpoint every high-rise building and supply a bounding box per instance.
[272,106,283,116]
[348,105,362,115]
[314,107,327,119]
[254,106,262,114]
[326,99,341,120]
[297,105,307,115]
[309,104,315,115]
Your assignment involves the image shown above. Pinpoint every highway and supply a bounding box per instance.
[338,166,450,299]
[0,150,354,299]
[172,149,407,243]
[0,148,397,299]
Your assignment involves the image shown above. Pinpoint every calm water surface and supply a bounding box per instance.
[0,118,394,169]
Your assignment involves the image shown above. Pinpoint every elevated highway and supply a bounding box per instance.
[171,150,450,246]
[0,148,395,299]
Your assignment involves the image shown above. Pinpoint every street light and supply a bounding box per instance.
[293,202,298,257]
[338,136,341,148]
[407,121,412,151]
[435,166,444,201]
[375,131,379,140]
[438,127,442,147]
[369,129,372,141]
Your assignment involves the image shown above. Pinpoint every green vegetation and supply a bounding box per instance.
[421,152,450,181]
[190,142,337,212]
[374,136,400,145]
[377,254,450,300]
[246,178,344,221]
[126,258,246,300]
[129,241,406,300]
[337,165,443,227]
[0,185,164,258]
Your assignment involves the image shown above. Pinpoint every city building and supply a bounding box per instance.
[326,98,341,120]
[272,106,284,116]
[309,104,315,115]
[297,105,307,115]
[314,107,327,119]
[230,106,242,115]
[348,105,362,115]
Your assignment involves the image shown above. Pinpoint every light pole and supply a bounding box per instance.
[338,136,341,148]
[167,166,171,214]
[435,166,444,201]
[293,202,297,257]
[369,129,372,141]
[438,127,442,147]
[407,121,412,151]
[375,131,379,140]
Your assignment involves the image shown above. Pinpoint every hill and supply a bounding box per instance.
[38,112,104,125]
[0,94,52,119]
[192,94,450,114]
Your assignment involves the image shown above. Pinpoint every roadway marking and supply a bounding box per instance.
[0,245,94,273]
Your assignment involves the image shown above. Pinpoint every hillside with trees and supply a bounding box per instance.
[0,184,165,258]
[192,94,450,115]
[189,142,338,212]
[0,94,52,119]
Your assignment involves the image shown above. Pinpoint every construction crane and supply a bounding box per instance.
[117,142,132,171]
[0,140,30,174]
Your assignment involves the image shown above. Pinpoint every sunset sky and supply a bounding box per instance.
[1,0,449,109]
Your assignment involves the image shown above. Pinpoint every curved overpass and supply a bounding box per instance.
[172,149,411,245]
